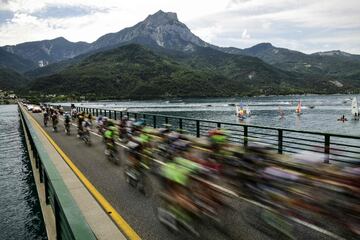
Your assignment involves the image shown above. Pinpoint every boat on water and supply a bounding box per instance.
[236,103,251,120]
[295,100,302,116]
[351,97,359,120]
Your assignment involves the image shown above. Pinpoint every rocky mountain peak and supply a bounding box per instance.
[51,37,68,43]
[242,42,275,55]
[144,10,179,26]
[91,10,208,52]
[253,42,274,50]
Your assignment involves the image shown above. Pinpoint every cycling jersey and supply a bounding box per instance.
[162,157,200,186]
[104,129,113,139]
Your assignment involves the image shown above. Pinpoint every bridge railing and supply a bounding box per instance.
[19,105,96,240]
[65,105,360,165]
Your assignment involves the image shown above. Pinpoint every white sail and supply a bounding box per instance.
[351,97,359,116]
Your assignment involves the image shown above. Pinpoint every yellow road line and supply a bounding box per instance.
[22,107,141,240]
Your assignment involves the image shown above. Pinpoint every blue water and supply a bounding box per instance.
[62,94,360,136]
[0,105,47,239]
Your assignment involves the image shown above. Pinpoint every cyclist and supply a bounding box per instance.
[59,106,64,115]
[88,113,93,127]
[96,115,103,133]
[80,116,92,144]
[207,128,230,165]
[51,110,59,132]
[43,110,49,127]
[98,116,109,134]
[158,155,201,235]
[104,121,118,155]
[77,112,85,137]
[130,119,146,137]
[126,120,152,169]
[71,108,77,120]
[64,112,71,134]
[99,117,109,141]
[82,117,91,131]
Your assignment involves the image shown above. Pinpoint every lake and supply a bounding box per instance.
[59,94,360,136]
[0,105,47,239]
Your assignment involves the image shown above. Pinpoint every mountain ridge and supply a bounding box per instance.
[2,10,359,73]
[0,66,27,90]
[1,10,360,97]
[240,42,360,76]
[3,36,91,68]
[27,43,354,99]
[0,48,37,73]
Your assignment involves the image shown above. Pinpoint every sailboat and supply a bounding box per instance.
[351,97,359,120]
[236,103,250,120]
[295,100,302,116]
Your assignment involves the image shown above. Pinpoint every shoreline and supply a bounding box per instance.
[43,92,358,104]
[0,100,17,105]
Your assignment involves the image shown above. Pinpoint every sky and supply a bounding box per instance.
[0,0,360,54]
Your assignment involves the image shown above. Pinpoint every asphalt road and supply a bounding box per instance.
[29,110,332,240]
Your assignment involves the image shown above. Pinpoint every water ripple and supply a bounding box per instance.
[0,105,47,239]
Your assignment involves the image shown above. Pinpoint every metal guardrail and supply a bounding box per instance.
[19,105,96,240]
[56,105,360,165]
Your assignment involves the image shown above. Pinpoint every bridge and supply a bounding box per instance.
[19,103,358,240]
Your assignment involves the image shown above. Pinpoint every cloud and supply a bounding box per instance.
[32,5,107,19]
[0,0,228,45]
[227,0,252,8]
[241,29,250,39]
[0,0,359,54]
[188,0,360,53]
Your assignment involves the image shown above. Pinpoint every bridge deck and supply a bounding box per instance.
[21,106,126,240]
[26,108,333,240]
